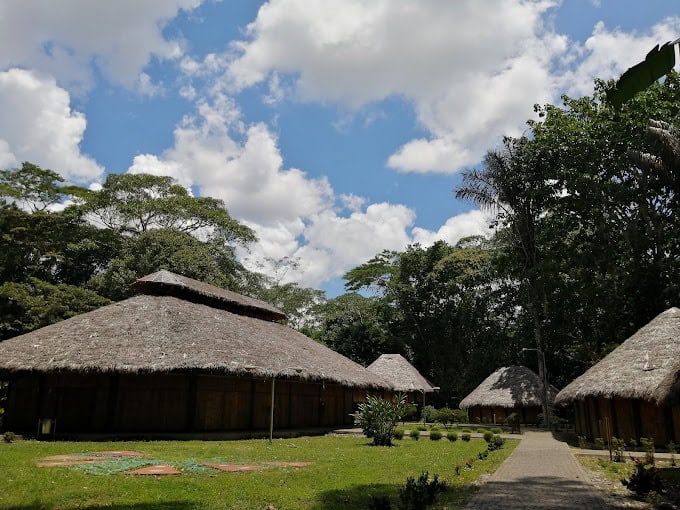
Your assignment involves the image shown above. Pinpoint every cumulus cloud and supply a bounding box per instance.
[0,0,204,90]
[411,210,491,247]
[0,68,103,182]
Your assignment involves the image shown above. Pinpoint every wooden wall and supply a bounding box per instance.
[468,405,541,425]
[4,371,361,436]
[573,397,679,446]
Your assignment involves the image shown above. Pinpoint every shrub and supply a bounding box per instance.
[422,405,437,423]
[430,426,440,432]
[611,437,625,463]
[461,428,472,433]
[452,409,468,424]
[477,428,488,434]
[354,394,408,446]
[640,437,655,464]
[622,458,663,496]
[594,437,606,450]
[434,408,456,428]
[368,495,392,510]
[491,428,502,434]
[3,431,16,443]
[401,404,419,422]
[394,428,405,440]
[429,430,443,441]
[577,436,587,449]
[627,438,638,450]
[447,431,458,442]
[398,471,446,510]
[477,449,489,460]
[483,431,494,443]
[487,435,505,451]
[454,465,461,476]
[461,433,471,442]
[410,429,420,440]
[416,425,428,432]
[506,412,521,433]
[473,417,481,424]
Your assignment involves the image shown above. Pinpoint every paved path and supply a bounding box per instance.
[465,431,611,509]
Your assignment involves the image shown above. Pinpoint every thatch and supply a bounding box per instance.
[556,307,680,405]
[0,273,391,390]
[460,366,557,409]
[133,270,287,322]
[367,354,436,393]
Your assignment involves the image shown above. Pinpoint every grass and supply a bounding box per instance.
[1,436,516,509]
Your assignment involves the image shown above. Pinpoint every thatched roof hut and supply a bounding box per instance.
[0,271,391,436]
[556,307,680,406]
[461,366,556,409]
[0,270,387,389]
[367,354,436,394]
[460,366,557,424]
[555,308,680,446]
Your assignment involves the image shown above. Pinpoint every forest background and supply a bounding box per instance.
[1,75,679,408]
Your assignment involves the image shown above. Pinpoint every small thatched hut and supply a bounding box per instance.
[460,366,557,425]
[556,307,680,446]
[366,354,437,406]
[0,270,391,438]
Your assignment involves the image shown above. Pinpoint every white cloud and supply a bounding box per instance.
[411,210,491,247]
[0,0,204,90]
[0,68,104,182]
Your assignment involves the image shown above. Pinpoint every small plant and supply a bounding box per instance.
[461,432,471,442]
[464,458,474,469]
[667,441,677,467]
[477,450,489,461]
[454,465,461,476]
[401,404,419,422]
[397,471,446,510]
[416,425,428,432]
[452,409,468,424]
[473,416,481,424]
[446,431,458,442]
[422,405,437,424]
[368,495,392,510]
[621,458,663,496]
[483,431,494,443]
[394,428,405,440]
[487,435,505,451]
[434,408,454,428]
[429,425,440,432]
[410,429,420,440]
[461,428,472,434]
[3,431,16,443]
[640,437,655,464]
[491,428,502,434]
[594,437,605,450]
[627,438,638,450]
[429,430,442,441]
[611,437,625,462]
[354,393,408,446]
[476,428,488,433]
[577,436,587,449]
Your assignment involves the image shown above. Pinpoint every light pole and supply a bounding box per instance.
[522,348,550,427]
[421,386,440,424]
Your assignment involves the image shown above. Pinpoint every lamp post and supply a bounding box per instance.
[421,386,440,424]
[522,347,550,427]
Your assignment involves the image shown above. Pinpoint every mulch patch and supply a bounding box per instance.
[126,464,181,476]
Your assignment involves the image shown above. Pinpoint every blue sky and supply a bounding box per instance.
[0,1,678,295]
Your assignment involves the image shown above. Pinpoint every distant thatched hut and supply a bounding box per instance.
[556,307,680,446]
[367,354,437,406]
[460,366,557,425]
[0,270,391,438]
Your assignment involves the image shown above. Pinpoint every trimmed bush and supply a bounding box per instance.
[393,428,405,440]
[483,431,494,443]
[429,430,443,441]
[487,435,505,451]
[447,431,458,442]
[416,425,428,432]
[410,429,420,440]
[476,428,488,434]
[461,433,471,442]
[461,428,472,434]
[422,405,437,423]
[491,428,502,434]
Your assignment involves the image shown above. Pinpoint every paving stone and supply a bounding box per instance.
[90,450,144,457]
[126,464,181,476]
[203,463,268,472]
[465,431,612,509]
[265,461,313,468]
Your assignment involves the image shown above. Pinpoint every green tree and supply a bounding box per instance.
[0,162,83,211]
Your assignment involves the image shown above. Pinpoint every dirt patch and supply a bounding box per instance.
[126,464,181,476]
[265,462,313,468]
[91,450,144,457]
[204,463,268,472]
[37,455,103,467]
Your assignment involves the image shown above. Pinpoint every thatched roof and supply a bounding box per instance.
[367,354,436,393]
[0,272,390,389]
[460,366,557,409]
[134,270,286,322]
[556,307,680,405]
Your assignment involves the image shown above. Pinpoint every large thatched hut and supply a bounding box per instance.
[556,307,680,446]
[460,366,557,425]
[0,270,391,438]
[366,354,437,406]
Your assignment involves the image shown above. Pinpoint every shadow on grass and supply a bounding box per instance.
[467,475,615,509]
[3,504,196,510]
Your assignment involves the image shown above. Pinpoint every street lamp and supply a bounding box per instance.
[522,348,550,427]
[421,386,440,424]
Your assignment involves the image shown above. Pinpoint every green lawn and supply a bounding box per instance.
[1,436,516,509]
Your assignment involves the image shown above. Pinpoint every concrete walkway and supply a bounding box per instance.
[465,431,611,509]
